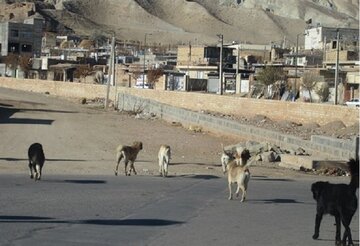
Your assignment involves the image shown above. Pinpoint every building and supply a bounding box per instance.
[304,26,359,50]
[176,45,235,92]
[0,15,43,57]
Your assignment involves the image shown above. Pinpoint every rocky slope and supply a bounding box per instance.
[2,0,359,45]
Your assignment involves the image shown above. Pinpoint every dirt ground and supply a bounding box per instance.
[202,109,359,140]
[0,88,352,182]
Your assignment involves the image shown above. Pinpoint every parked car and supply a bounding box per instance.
[345,98,360,107]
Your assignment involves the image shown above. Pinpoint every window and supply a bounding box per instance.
[21,31,33,39]
[10,30,19,38]
[8,43,20,53]
[332,40,337,49]
[21,44,32,52]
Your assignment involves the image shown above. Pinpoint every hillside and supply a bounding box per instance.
[1,0,359,45]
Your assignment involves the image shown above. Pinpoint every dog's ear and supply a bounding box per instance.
[241,148,251,161]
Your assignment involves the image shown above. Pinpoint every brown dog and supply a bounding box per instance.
[227,147,251,202]
[114,141,143,176]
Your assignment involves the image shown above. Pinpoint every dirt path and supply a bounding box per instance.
[0,88,343,182]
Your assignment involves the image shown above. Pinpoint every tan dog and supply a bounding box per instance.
[158,145,171,177]
[115,141,143,176]
[227,147,251,202]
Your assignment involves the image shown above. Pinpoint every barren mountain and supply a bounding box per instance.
[2,0,359,45]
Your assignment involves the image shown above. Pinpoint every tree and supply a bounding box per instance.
[147,67,163,89]
[3,53,32,77]
[301,72,319,102]
[316,83,330,102]
[256,66,286,99]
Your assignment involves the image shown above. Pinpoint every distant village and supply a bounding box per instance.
[0,2,359,104]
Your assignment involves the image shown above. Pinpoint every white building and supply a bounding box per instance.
[304,26,359,50]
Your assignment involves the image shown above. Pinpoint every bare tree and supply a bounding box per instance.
[3,53,32,77]
[256,66,286,99]
[74,65,92,80]
[301,72,319,102]
[147,67,163,89]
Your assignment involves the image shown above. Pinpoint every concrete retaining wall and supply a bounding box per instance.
[0,77,358,126]
[118,93,358,159]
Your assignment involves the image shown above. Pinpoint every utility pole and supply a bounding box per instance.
[105,35,115,110]
[334,29,340,105]
[294,33,300,101]
[236,43,240,93]
[217,34,223,95]
[143,33,152,88]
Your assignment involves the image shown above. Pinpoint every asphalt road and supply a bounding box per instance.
[0,174,358,246]
[0,87,358,246]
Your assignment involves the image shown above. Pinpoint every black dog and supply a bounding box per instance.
[311,158,359,246]
[28,143,45,181]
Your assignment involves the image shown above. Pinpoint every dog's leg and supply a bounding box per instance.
[35,164,41,181]
[341,215,354,246]
[130,161,137,175]
[29,162,34,179]
[334,215,341,245]
[313,212,323,240]
[124,160,129,176]
[240,187,247,202]
[164,159,168,177]
[228,182,233,200]
[235,185,246,202]
[159,158,163,176]
[114,153,123,176]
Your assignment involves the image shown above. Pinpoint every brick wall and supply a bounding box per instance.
[0,77,358,126]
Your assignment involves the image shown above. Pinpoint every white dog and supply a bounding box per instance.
[221,143,235,174]
[158,145,171,177]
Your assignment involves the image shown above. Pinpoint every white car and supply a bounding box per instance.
[345,98,360,107]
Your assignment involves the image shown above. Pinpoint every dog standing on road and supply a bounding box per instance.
[158,145,171,177]
[115,141,143,176]
[311,158,359,246]
[227,147,251,202]
[28,143,45,181]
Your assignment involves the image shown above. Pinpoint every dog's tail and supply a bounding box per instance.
[348,158,359,191]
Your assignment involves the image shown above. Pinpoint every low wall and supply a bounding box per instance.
[0,77,358,126]
[117,93,359,159]
[0,77,117,100]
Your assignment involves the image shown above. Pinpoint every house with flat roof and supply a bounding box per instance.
[0,15,43,57]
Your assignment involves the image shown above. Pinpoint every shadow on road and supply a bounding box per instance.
[248,198,304,204]
[0,216,184,226]
[166,174,220,180]
[0,157,87,162]
[171,162,220,167]
[42,179,107,184]
[253,177,294,182]
[0,100,76,125]
[65,180,107,184]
